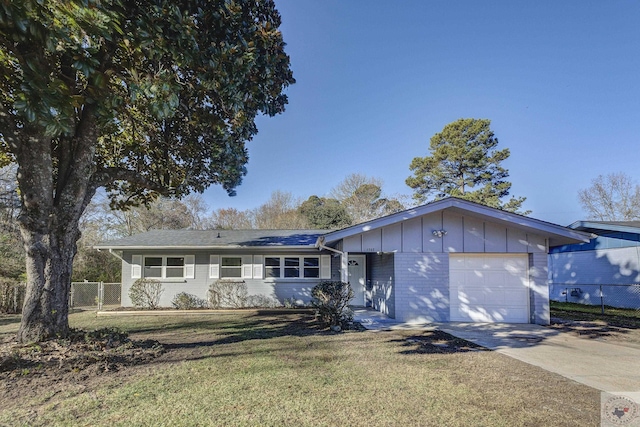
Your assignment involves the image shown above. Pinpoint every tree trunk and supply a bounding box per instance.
[12,107,98,343]
[17,224,79,342]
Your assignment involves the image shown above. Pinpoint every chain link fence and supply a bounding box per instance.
[1,281,121,313]
[550,283,640,314]
[70,281,121,310]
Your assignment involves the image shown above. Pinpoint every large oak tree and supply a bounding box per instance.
[0,0,294,342]
[406,118,527,213]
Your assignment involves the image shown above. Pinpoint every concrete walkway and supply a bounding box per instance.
[352,308,640,393]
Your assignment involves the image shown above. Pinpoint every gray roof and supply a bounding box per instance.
[568,221,640,234]
[95,229,328,249]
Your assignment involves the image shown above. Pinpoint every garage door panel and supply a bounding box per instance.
[450,254,529,323]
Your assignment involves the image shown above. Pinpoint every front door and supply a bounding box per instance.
[348,255,366,306]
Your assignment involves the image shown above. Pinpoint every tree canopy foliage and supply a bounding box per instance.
[406,118,527,213]
[0,0,294,342]
[578,172,640,221]
[299,196,351,229]
[330,173,405,224]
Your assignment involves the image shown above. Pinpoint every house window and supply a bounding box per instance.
[265,257,281,278]
[284,257,299,278]
[303,257,320,278]
[265,256,320,279]
[221,257,242,278]
[143,256,185,279]
[166,257,185,278]
[144,257,163,278]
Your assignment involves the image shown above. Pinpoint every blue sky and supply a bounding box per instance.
[203,1,640,226]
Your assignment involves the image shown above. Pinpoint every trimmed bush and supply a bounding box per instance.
[129,278,163,309]
[171,292,208,310]
[311,281,354,328]
[208,280,248,309]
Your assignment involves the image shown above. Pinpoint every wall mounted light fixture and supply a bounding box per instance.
[432,229,447,238]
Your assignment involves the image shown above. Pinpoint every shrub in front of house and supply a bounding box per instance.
[311,281,354,329]
[208,280,248,309]
[171,292,208,310]
[129,278,164,309]
[245,294,281,308]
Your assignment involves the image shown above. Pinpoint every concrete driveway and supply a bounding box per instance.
[352,309,640,393]
[438,323,640,393]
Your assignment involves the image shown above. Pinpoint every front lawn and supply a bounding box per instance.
[0,311,599,426]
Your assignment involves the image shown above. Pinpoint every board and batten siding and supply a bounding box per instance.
[342,211,548,255]
[121,251,335,307]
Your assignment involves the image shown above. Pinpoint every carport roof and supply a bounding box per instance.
[319,197,592,248]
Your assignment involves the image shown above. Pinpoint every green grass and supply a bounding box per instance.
[551,301,640,327]
[0,311,599,427]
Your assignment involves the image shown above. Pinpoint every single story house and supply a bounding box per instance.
[549,221,640,309]
[95,198,590,324]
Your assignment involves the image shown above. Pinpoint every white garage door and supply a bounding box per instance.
[449,254,529,323]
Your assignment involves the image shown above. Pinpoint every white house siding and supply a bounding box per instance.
[393,253,449,322]
[360,211,550,324]
[370,253,395,318]
[549,246,640,309]
[120,250,338,307]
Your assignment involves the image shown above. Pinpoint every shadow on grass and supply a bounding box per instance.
[550,304,640,342]
[390,330,489,355]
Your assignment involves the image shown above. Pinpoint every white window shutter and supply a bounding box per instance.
[209,255,219,279]
[242,255,253,279]
[131,255,142,279]
[253,255,264,279]
[184,255,195,279]
[320,255,331,279]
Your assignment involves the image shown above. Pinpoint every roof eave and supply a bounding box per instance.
[93,245,319,251]
[569,221,640,234]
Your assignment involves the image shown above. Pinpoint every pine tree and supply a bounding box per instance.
[406,118,528,213]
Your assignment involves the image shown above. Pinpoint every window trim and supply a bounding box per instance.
[142,255,188,279]
[264,255,321,279]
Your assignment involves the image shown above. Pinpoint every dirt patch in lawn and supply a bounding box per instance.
[550,309,640,348]
[0,327,164,407]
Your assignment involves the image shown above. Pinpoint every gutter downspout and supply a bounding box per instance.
[95,248,125,262]
[316,236,349,283]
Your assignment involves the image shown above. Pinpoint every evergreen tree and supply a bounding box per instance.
[406,118,527,213]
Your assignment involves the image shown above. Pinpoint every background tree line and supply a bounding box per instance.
[0,171,406,284]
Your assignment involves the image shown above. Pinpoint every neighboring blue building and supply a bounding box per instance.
[549,221,640,309]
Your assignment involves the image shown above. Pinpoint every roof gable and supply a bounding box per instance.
[320,198,591,247]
